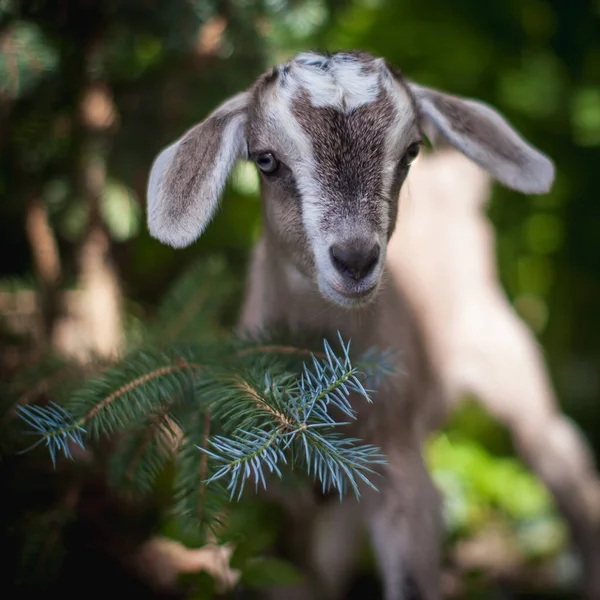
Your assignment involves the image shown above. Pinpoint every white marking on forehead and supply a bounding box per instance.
[281,52,382,111]
[256,53,421,247]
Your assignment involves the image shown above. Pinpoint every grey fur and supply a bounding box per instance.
[147,92,249,248]
[290,90,399,233]
[409,83,555,193]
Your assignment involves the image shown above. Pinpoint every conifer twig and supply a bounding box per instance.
[84,358,202,422]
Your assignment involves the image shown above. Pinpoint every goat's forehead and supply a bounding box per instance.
[252,51,418,142]
[281,51,385,110]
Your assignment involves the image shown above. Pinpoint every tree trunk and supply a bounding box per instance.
[24,192,63,351]
[76,136,123,361]
[71,51,123,361]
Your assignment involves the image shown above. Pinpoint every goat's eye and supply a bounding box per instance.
[256,152,279,174]
[401,142,421,167]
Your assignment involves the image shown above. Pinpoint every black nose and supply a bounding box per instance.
[330,242,380,281]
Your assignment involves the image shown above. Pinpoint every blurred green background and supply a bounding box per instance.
[1,0,599,597]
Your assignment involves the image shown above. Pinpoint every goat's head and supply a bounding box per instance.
[147,50,554,308]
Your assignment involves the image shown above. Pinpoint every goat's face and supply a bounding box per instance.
[246,52,421,306]
[147,51,555,308]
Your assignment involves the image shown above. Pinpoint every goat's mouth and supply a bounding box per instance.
[319,277,380,308]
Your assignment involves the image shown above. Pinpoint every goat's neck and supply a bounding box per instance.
[240,234,397,352]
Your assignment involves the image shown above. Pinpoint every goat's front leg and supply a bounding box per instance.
[363,447,443,600]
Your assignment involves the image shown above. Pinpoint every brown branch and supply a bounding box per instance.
[3,367,74,424]
[197,410,211,525]
[125,404,175,484]
[84,359,202,423]
[234,376,295,429]
[25,196,62,287]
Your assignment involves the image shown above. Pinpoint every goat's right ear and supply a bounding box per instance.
[147,91,249,248]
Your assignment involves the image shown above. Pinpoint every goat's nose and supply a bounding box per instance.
[330,242,380,281]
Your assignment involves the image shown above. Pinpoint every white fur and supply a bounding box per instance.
[284,53,381,111]
[264,85,325,245]
[147,140,179,238]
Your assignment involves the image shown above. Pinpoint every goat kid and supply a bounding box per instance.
[146,51,554,600]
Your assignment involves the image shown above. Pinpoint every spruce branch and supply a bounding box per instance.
[15,326,395,529]
[198,410,211,517]
[174,410,229,538]
[108,403,180,494]
[198,334,387,501]
[357,346,401,389]
[203,429,288,501]
[15,402,86,467]
[297,429,385,498]
[12,348,205,464]
[1,354,87,425]
[68,348,205,438]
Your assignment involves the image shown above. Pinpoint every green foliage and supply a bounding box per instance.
[427,433,566,559]
[16,401,86,466]
[16,332,389,505]
[7,257,393,594]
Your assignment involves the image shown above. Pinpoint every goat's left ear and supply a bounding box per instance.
[409,83,554,194]
[147,91,249,248]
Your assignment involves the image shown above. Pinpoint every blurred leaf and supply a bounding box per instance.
[498,50,564,119]
[240,556,303,588]
[524,213,564,255]
[59,201,89,242]
[225,500,283,568]
[571,87,600,147]
[231,161,259,197]
[427,431,565,560]
[514,294,549,333]
[43,178,70,213]
[517,255,553,295]
[180,571,217,600]
[100,180,141,242]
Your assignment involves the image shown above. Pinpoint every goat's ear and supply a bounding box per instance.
[147,91,249,248]
[409,83,554,194]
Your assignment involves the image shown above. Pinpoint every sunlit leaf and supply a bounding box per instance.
[100,180,141,242]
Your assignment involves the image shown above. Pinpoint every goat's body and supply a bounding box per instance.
[240,235,445,600]
[147,50,561,600]
[392,149,600,599]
